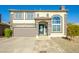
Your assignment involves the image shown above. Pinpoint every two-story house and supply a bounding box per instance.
[9,6,67,38]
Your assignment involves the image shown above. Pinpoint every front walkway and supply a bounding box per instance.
[0,37,66,53]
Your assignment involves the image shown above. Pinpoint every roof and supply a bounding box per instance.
[9,9,68,12]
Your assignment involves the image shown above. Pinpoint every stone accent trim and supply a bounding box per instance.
[35,19,51,36]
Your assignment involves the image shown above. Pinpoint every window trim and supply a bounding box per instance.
[14,12,24,20]
[25,12,35,20]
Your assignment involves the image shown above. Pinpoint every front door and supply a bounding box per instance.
[39,24,47,35]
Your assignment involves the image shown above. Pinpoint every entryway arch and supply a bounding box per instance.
[38,21,48,36]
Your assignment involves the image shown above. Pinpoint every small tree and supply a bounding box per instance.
[4,28,12,38]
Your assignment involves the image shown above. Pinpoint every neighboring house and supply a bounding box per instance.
[9,6,67,37]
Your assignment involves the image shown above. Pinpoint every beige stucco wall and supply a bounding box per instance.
[10,11,67,37]
[13,20,35,23]
[34,12,67,37]
[49,12,67,37]
[11,11,67,24]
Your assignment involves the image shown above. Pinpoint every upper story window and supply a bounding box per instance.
[10,14,14,20]
[47,13,49,17]
[15,12,24,20]
[25,12,35,20]
[37,14,39,17]
[52,15,62,32]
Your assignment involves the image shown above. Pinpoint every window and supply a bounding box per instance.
[52,15,61,32]
[37,14,39,17]
[47,13,49,17]
[10,14,14,20]
[25,12,35,20]
[15,12,24,20]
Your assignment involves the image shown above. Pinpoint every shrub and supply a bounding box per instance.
[67,24,79,40]
[4,28,12,38]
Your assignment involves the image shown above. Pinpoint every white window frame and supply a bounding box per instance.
[52,15,62,33]
[15,12,24,20]
[25,12,35,20]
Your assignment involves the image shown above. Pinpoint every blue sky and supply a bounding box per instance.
[0,5,79,24]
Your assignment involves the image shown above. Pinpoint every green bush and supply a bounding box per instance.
[67,24,79,40]
[4,28,12,38]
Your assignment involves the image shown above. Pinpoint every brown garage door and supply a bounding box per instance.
[13,27,36,37]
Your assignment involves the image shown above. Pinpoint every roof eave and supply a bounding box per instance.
[9,9,68,12]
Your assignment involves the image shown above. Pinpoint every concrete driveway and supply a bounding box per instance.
[0,37,65,53]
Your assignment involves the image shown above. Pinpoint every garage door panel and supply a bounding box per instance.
[13,27,36,37]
